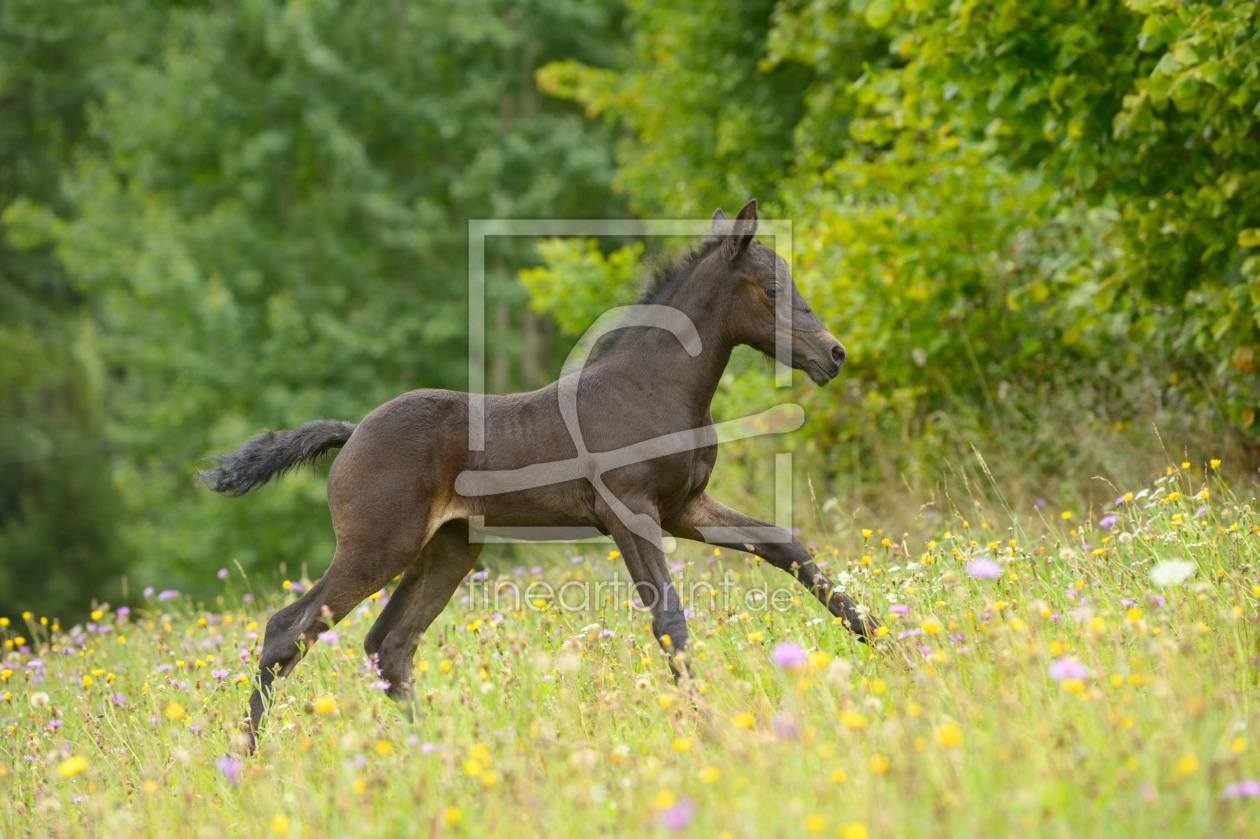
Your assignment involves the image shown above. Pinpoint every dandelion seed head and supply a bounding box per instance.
[1150,560,1195,588]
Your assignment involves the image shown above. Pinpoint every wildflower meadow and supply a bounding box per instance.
[2,461,1257,837]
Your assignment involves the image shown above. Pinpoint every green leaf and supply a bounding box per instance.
[864,0,895,30]
[1239,228,1260,248]
[1170,43,1199,67]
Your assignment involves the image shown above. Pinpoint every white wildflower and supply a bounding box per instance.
[1149,559,1195,588]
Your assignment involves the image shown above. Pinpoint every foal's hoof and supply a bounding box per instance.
[234,722,258,756]
[235,738,258,758]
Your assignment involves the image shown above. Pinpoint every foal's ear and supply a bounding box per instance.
[710,207,732,237]
[720,198,758,262]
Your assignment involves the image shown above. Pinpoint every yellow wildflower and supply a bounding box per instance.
[936,722,963,747]
[58,755,89,777]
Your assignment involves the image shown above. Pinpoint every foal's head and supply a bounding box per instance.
[708,199,846,386]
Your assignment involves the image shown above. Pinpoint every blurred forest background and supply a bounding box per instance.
[2,0,1258,620]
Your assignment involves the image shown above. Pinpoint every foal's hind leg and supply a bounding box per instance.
[364,520,481,712]
[245,530,429,750]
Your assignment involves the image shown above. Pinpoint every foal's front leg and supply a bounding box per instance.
[605,513,691,682]
[665,492,882,643]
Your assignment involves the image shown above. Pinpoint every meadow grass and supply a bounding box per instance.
[2,461,1258,837]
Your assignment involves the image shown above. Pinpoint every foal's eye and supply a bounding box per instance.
[765,283,780,299]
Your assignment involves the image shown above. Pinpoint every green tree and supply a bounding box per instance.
[6,0,625,591]
[786,0,1260,433]
[0,0,155,619]
[527,0,1259,506]
[538,0,815,216]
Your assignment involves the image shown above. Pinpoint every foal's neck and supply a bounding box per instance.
[601,260,733,420]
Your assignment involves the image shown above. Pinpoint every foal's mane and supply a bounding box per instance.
[636,236,723,306]
[589,235,723,360]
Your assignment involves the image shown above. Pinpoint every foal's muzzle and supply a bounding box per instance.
[797,332,846,385]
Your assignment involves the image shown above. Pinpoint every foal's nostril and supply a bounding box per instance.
[831,344,846,365]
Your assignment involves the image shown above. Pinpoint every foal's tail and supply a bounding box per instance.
[198,419,357,497]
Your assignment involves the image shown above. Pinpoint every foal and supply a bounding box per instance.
[201,199,880,748]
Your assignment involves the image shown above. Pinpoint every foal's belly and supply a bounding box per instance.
[454,449,707,536]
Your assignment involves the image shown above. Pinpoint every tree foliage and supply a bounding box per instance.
[0,0,143,618]
[2,0,623,611]
[527,0,1260,497]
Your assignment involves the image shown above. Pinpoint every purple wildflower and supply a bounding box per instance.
[157,590,179,602]
[370,680,391,691]
[211,669,229,680]
[420,742,442,754]
[1147,593,1166,607]
[1222,780,1260,799]
[116,606,130,617]
[143,586,154,598]
[242,593,254,604]
[771,714,800,739]
[217,568,228,579]
[317,630,339,644]
[1048,657,1090,682]
[1195,507,1207,518]
[967,558,1002,580]
[215,754,243,786]
[771,641,807,669]
[1099,515,1117,529]
[889,604,910,616]
[1035,498,1046,509]
[657,798,697,831]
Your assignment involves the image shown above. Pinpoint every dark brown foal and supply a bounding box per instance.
[202,199,881,750]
